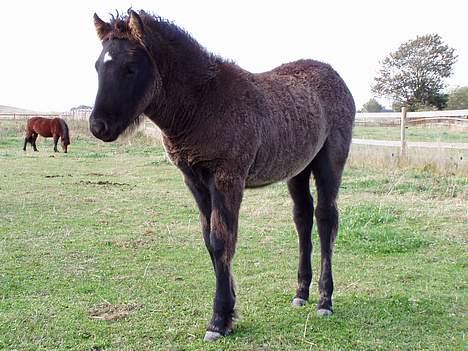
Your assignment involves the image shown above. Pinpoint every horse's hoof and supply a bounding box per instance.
[317,308,333,317]
[292,297,307,307]
[204,331,223,342]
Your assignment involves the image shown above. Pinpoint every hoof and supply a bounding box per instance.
[317,308,333,317]
[292,297,307,307]
[204,331,224,342]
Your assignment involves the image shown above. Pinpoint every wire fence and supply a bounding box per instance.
[355,109,468,151]
[0,108,93,121]
[2,109,467,151]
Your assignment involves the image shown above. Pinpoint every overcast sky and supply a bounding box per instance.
[1,0,466,112]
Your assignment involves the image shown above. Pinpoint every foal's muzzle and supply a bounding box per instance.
[90,118,117,142]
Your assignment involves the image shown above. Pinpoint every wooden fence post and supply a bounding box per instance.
[400,107,407,158]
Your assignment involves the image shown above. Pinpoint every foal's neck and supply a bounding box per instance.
[144,20,220,137]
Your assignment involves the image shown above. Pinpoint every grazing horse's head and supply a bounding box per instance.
[90,10,159,142]
[61,138,70,153]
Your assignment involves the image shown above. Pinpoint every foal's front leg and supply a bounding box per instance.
[183,174,214,269]
[204,172,244,341]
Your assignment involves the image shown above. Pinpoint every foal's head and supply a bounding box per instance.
[90,10,159,142]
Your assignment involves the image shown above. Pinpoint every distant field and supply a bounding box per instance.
[1,120,466,350]
[353,125,468,143]
[0,105,37,114]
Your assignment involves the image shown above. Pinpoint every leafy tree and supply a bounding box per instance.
[392,95,448,112]
[372,34,457,111]
[361,98,384,112]
[391,101,403,112]
[446,86,468,109]
[427,93,448,110]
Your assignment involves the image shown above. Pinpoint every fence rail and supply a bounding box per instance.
[352,138,468,150]
[0,112,60,119]
[1,109,467,152]
[355,109,468,128]
[355,108,468,152]
[356,109,468,119]
[0,109,92,121]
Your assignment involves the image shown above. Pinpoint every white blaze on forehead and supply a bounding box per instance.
[103,51,112,63]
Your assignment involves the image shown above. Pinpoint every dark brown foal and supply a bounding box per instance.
[90,10,355,341]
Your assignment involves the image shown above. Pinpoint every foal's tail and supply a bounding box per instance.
[59,119,70,144]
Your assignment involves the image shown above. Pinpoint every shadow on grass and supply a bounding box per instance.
[224,294,463,350]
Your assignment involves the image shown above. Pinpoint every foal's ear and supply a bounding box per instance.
[94,13,112,41]
[128,10,144,42]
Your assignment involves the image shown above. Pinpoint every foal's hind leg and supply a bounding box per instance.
[287,164,314,307]
[311,142,346,316]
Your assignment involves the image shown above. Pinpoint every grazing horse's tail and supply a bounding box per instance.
[59,119,70,144]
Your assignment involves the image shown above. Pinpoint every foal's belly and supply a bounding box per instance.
[245,140,323,188]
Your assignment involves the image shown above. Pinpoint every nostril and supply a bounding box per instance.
[90,119,108,137]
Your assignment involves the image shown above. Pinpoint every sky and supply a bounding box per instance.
[1,0,467,112]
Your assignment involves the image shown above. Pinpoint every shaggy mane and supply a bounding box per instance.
[105,10,216,60]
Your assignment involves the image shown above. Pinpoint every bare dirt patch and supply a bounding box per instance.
[89,303,142,321]
[45,174,72,178]
[106,238,154,249]
[77,180,132,187]
[86,172,109,177]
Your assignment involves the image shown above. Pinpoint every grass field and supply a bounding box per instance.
[0,120,467,350]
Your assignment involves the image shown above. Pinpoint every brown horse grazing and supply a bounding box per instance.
[90,10,355,341]
[23,117,70,153]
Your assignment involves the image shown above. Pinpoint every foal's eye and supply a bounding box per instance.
[125,65,137,76]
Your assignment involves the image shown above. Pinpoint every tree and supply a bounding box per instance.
[372,34,457,111]
[71,105,93,111]
[446,86,468,110]
[360,98,384,112]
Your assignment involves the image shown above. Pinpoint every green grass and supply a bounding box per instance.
[0,123,467,350]
[353,126,468,143]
